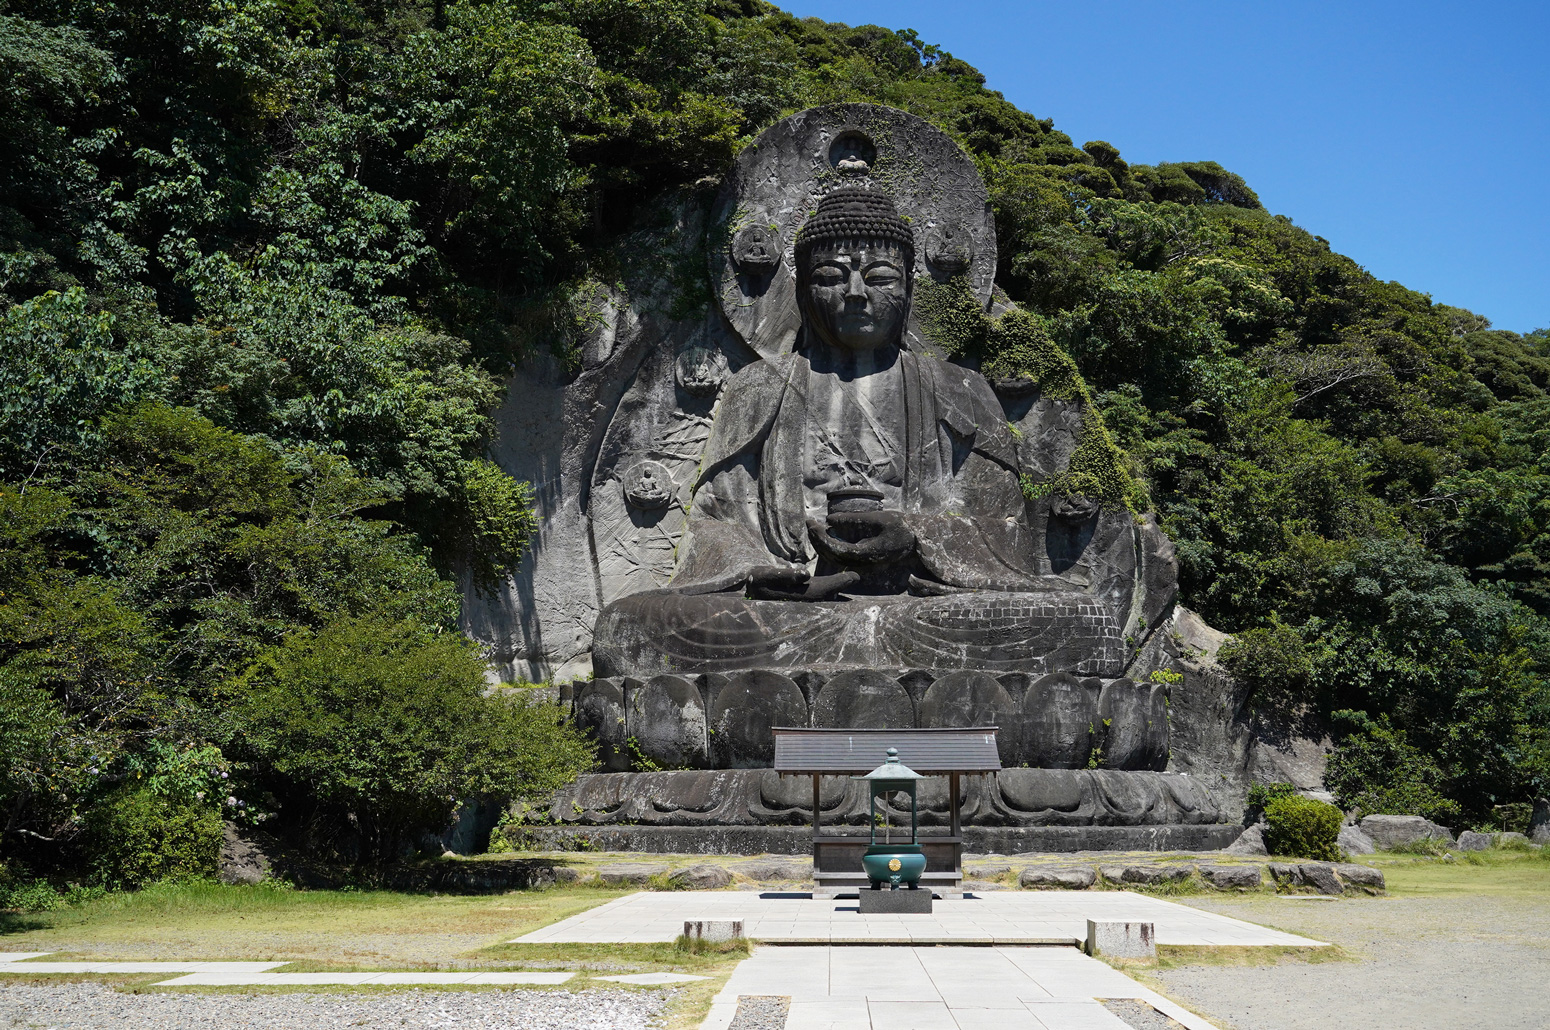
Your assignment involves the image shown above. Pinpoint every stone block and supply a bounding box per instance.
[1199,864,1261,889]
[1297,863,1343,895]
[1531,799,1550,845]
[598,863,667,885]
[683,919,743,943]
[1497,832,1533,849]
[1109,864,1193,885]
[1337,824,1376,855]
[965,863,1013,879]
[858,888,932,913]
[1359,814,1454,849]
[1267,862,1302,886]
[731,859,811,882]
[1455,830,1493,852]
[1019,867,1096,890]
[1225,824,1268,856]
[1335,864,1385,890]
[1086,919,1156,961]
[669,864,733,889]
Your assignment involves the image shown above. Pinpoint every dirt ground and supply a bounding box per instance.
[1153,855,1550,1030]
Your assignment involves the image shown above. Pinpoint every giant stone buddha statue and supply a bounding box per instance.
[592,181,1128,678]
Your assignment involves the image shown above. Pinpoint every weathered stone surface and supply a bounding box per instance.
[1267,862,1302,886]
[1086,919,1155,961]
[574,679,628,772]
[1098,680,1169,772]
[683,919,743,942]
[1298,863,1343,895]
[708,672,807,768]
[918,671,1022,765]
[628,675,708,769]
[1530,798,1550,845]
[1335,864,1386,890]
[813,669,914,730]
[669,864,734,889]
[1497,831,1533,848]
[1225,824,1269,856]
[597,864,668,885]
[1455,830,1494,852]
[1338,824,1376,855]
[1023,673,1098,769]
[859,888,932,913]
[1019,867,1097,890]
[218,823,272,886]
[708,104,998,360]
[966,863,1013,879]
[1360,814,1455,849]
[731,859,812,882]
[1199,864,1261,889]
[1102,864,1192,886]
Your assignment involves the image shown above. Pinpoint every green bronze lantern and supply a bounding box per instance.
[854,747,928,890]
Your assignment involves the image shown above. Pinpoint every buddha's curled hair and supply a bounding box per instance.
[794,185,915,266]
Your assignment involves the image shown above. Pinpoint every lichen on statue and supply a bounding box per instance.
[592,182,1130,678]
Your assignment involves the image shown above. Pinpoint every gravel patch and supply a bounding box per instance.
[1154,892,1550,1030]
[1102,998,1185,1029]
[0,982,672,1029]
[726,994,789,1030]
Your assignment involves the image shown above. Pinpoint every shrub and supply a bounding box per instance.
[1245,781,1296,814]
[1325,714,1462,825]
[84,787,223,889]
[235,615,594,861]
[1263,795,1342,862]
[0,877,66,912]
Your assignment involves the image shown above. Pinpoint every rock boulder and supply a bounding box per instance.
[1359,814,1454,849]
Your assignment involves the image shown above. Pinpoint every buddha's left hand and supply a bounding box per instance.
[807,510,917,566]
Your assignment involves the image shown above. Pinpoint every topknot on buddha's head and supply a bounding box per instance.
[794,185,915,268]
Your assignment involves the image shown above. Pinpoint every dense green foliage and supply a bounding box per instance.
[1263,794,1343,862]
[1,0,1546,883]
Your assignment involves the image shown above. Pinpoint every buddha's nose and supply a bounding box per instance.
[844,272,867,300]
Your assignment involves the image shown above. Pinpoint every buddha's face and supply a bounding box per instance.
[800,240,910,352]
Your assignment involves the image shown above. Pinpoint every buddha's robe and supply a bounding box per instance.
[591,347,1129,677]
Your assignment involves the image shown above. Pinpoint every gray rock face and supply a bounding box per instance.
[1337,824,1376,855]
[597,864,668,885]
[1455,830,1494,852]
[1199,864,1261,889]
[1298,863,1343,895]
[1225,824,1269,856]
[1531,798,1550,844]
[730,859,811,882]
[1359,814,1455,849]
[1101,864,1193,886]
[1019,867,1097,890]
[1334,864,1386,890]
[668,864,734,890]
[1498,831,1533,848]
[548,767,1221,829]
[217,823,271,886]
[1266,863,1301,886]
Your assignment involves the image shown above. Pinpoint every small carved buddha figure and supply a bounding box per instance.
[592,184,1129,676]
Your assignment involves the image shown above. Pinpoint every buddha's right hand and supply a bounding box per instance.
[746,565,859,602]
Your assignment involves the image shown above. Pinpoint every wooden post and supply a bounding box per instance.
[812,773,821,834]
[949,772,962,837]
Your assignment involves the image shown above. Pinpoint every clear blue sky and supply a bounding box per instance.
[779,0,1549,333]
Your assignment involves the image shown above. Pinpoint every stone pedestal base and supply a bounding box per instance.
[859,888,933,914]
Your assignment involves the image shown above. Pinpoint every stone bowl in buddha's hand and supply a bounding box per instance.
[807,509,917,567]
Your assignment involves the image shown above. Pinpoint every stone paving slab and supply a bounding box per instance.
[154,970,578,986]
[702,945,1219,1030]
[0,960,288,974]
[511,891,1325,948]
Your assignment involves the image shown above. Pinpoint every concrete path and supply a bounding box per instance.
[512,891,1325,947]
[0,952,707,988]
[702,945,1220,1030]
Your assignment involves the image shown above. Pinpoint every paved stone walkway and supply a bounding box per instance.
[703,945,1218,1030]
[512,891,1324,947]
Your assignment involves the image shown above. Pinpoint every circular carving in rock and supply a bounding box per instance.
[813,670,914,729]
[730,223,781,277]
[622,460,675,511]
[628,675,707,769]
[709,671,808,768]
[709,103,998,359]
[1023,673,1100,770]
[1097,679,1169,771]
[924,223,973,274]
[675,344,728,397]
[918,670,1022,766]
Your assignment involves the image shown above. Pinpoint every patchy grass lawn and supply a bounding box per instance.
[1367,845,1550,898]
